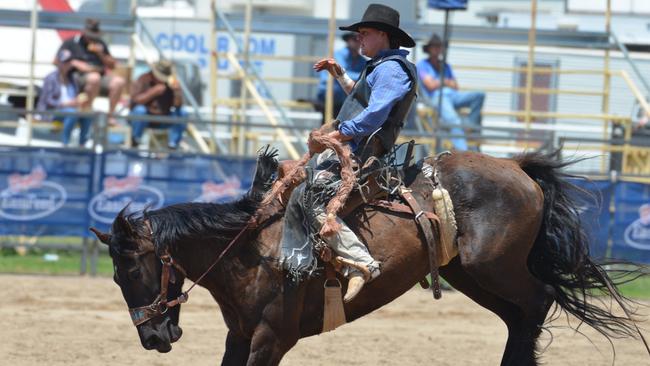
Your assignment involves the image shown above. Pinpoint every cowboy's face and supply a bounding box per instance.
[358,27,388,58]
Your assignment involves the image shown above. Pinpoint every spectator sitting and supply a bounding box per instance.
[129,60,187,150]
[315,32,366,124]
[57,18,126,126]
[36,49,92,147]
[417,33,485,150]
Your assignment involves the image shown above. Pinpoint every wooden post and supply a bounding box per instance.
[238,0,253,155]
[324,0,337,123]
[26,0,38,145]
[524,0,538,148]
[601,0,611,173]
[209,0,218,153]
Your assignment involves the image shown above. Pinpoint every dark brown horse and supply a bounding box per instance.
[91,149,647,366]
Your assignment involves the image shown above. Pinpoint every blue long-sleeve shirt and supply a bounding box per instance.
[338,49,412,151]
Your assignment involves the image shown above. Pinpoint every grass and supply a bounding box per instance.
[0,249,113,276]
[617,276,650,300]
[1,250,650,300]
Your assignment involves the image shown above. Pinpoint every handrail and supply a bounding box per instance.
[611,32,650,97]
[226,52,300,159]
[619,70,650,118]
[214,8,307,156]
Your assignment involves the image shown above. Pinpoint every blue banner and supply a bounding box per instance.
[0,147,95,237]
[612,182,650,263]
[571,179,612,260]
[0,147,257,237]
[428,0,468,10]
[88,150,257,233]
[3,145,650,265]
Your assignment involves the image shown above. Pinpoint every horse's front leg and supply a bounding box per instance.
[221,330,251,366]
[246,321,297,366]
[245,278,305,366]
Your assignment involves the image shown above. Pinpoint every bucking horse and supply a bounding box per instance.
[91,146,649,366]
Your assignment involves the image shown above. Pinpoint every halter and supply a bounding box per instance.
[127,248,189,326]
[121,219,255,327]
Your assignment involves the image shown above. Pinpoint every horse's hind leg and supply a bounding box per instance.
[457,225,555,366]
[441,258,529,366]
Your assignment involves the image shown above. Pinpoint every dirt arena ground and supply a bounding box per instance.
[1,274,649,365]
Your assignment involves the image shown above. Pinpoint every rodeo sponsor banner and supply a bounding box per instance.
[89,150,257,233]
[612,182,650,263]
[0,147,94,236]
[571,179,613,260]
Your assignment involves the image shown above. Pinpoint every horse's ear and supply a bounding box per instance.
[115,206,134,235]
[90,227,111,245]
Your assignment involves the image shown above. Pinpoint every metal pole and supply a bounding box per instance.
[324,0,336,123]
[26,0,38,145]
[436,9,451,141]
[210,0,218,153]
[524,0,538,147]
[602,0,611,173]
[238,0,253,155]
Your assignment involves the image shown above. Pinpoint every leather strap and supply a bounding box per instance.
[368,200,439,222]
[399,187,442,299]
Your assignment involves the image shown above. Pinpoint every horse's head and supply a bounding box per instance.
[90,209,184,353]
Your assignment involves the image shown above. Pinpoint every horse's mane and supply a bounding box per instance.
[143,197,261,250]
[117,146,279,254]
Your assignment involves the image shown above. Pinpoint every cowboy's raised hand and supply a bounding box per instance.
[314,58,344,78]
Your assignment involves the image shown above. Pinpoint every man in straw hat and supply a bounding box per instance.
[281,4,418,302]
[57,18,126,126]
[129,60,187,150]
[418,33,485,150]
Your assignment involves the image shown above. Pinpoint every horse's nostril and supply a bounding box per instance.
[144,335,159,350]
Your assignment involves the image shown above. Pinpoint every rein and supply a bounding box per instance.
[126,218,255,327]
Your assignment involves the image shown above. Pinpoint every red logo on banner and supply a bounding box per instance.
[8,167,47,192]
[103,176,143,196]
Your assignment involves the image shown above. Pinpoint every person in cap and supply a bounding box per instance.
[129,60,187,150]
[37,49,92,147]
[418,33,485,150]
[315,32,365,124]
[56,18,126,125]
[281,4,418,302]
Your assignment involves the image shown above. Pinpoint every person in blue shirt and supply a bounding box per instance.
[315,32,365,124]
[281,4,417,303]
[417,33,485,150]
[37,49,92,147]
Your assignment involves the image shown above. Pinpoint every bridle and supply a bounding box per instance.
[117,219,255,327]
[123,247,189,326]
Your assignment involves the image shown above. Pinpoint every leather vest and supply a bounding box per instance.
[336,53,417,160]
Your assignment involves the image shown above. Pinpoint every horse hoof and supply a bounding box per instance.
[344,274,366,303]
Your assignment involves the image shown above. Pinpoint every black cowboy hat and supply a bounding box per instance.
[339,4,415,48]
[422,33,444,54]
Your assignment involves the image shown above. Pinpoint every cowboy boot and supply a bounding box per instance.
[343,264,381,303]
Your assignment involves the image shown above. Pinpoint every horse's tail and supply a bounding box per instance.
[514,149,646,342]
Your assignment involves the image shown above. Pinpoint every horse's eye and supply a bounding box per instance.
[128,268,141,280]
